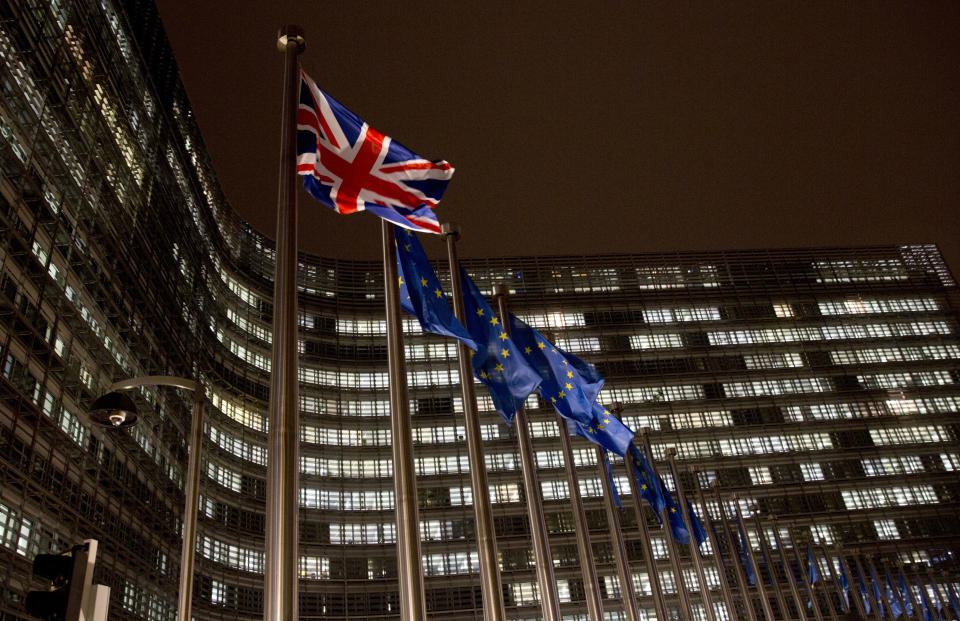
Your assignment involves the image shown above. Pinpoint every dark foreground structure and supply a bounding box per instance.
[1,0,959,619]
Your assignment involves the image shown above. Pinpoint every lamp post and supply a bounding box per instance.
[89,375,204,621]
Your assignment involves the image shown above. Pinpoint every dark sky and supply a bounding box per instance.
[154,2,960,272]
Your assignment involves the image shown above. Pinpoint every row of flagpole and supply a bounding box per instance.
[267,27,959,621]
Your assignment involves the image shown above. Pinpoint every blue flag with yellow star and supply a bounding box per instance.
[837,558,850,610]
[918,581,935,621]
[626,445,666,515]
[565,401,634,457]
[661,477,691,544]
[807,546,821,585]
[395,226,477,350]
[509,314,602,425]
[687,498,708,548]
[736,522,756,585]
[601,451,622,509]
[556,344,604,394]
[948,583,960,619]
[856,568,872,614]
[898,572,913,617]
[459,267,541,424]
[884,571,903,617]
[869,566,884,616]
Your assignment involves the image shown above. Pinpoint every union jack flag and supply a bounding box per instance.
[296,71,454,234]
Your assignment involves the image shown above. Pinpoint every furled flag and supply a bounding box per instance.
[837,559,850,610]
[898,572,914,617]
[565,401,634,457]
[602,451,622,509]
[459,267,541,424]
[807,547,821,585]
[661,478,691,545]
[736,522,757,585]
[918,581,935,621]
[297,71,454,233]
[857,568,872,615]
[394,226,476,349]
[509,315,602,425]
[686,498,709,549]
[626,445,666,515]
[948,584,960,619]
[883,572,903,618]
[869,566,885,617]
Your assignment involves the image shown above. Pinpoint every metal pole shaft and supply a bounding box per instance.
[735,501,775,621]
[623,452,669,620]
[494,286,561,621]
[441,224,505,621]
[383,221,426,621]
[693,477,738,621]
[595,447,639,621]
[751,512,789,621]
[773,526,807,621]
[265,25,304,621]
[640,431,693,620]
[558,419,603,621]
[713,487,758,621]
[177,392,204,621]
[668,452,716,621]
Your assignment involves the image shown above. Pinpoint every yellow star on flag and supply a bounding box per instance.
[565,382,573,390]
[500,348,510,358]
[434,288,442,298]
[494,363,504,372]
[476,308,484,317]
[398,277,404,285]
[490,316,499,326]
[480,370,489,379]
[420,277,428,287]
[558,390,566,398]
[498,331,508,341]
[524,346,532,354]
[537,341,546,349]
[566,371,573,378]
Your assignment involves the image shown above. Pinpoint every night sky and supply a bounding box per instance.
[154,2,960,272]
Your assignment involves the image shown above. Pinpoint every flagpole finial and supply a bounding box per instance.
[440,222,461,241]
[666,447,677,458]
[277,25,305,53]
[493,284,510,299]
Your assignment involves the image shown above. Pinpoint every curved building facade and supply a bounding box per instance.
[1,1,959,620]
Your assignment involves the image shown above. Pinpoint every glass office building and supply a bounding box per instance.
[1,0,958,619]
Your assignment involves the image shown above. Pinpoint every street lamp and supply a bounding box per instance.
[88,376,204,621]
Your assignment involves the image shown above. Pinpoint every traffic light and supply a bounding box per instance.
[25,544,86,621]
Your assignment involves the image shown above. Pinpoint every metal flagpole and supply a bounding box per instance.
[819,547,845,614]
[712,486,759,621]
[733,498,775,621]
[382,221,427,621]
[441,224,506,621]
[693,475,738,621]
[557,418,604,620]
[772,525,807,621]
[266,25,304,621]
[622,444,669,621]
[595,446,640,621]
[667,451,717,621]
[789,530,824,621]
[813,546,840,621]
[836,547,868,619]
[494,285,562,621]
[750,509,790,621]
[640,431,694,620]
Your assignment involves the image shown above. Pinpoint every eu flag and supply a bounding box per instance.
[837,560,850,609]
[737,522,757,585]
[857,569,872,614]
[627,445,666,515]
[948,584,960,619]
[565,401,634,457]
[555,344,604,397]
[601,451,622,509]
[509,315,601,424]
[884,572,903,617]
[918,581,935,621]
[869,566,884,616]
[661,481,690,544]
[395,226,476,350]
[686,498,708,548]
[807,547,821,585]
[898,572,914,616]
[460,268,541,424]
